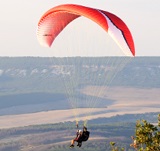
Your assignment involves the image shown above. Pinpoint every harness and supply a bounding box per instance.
[83,131,90,141]
[78,131,90,142]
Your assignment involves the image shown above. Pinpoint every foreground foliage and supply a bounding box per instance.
[110,114,160,151]
[133,114,160,151]
[131,114,160,151]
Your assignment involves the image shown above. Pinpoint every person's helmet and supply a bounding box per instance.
[78,130,83,134]
[78,130,82,133]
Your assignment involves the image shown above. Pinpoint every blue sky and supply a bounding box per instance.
[0,0,160,56]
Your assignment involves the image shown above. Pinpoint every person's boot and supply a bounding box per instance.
[78,143,82,147]
[70,144,74,148]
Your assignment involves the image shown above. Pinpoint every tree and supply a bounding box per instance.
[130,114,160,151]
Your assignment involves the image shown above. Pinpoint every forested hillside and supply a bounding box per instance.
[0,57,160,96]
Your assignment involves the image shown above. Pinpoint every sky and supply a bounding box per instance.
[0,0,160,57]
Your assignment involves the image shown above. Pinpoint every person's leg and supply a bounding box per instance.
[71,139,75,145]
[70,139,74,148]
[70,138,77,148]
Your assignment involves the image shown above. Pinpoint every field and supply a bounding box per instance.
[0,86,159,129]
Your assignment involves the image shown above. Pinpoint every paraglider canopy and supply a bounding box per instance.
[37,4,135,56]
[37,4,136,128]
